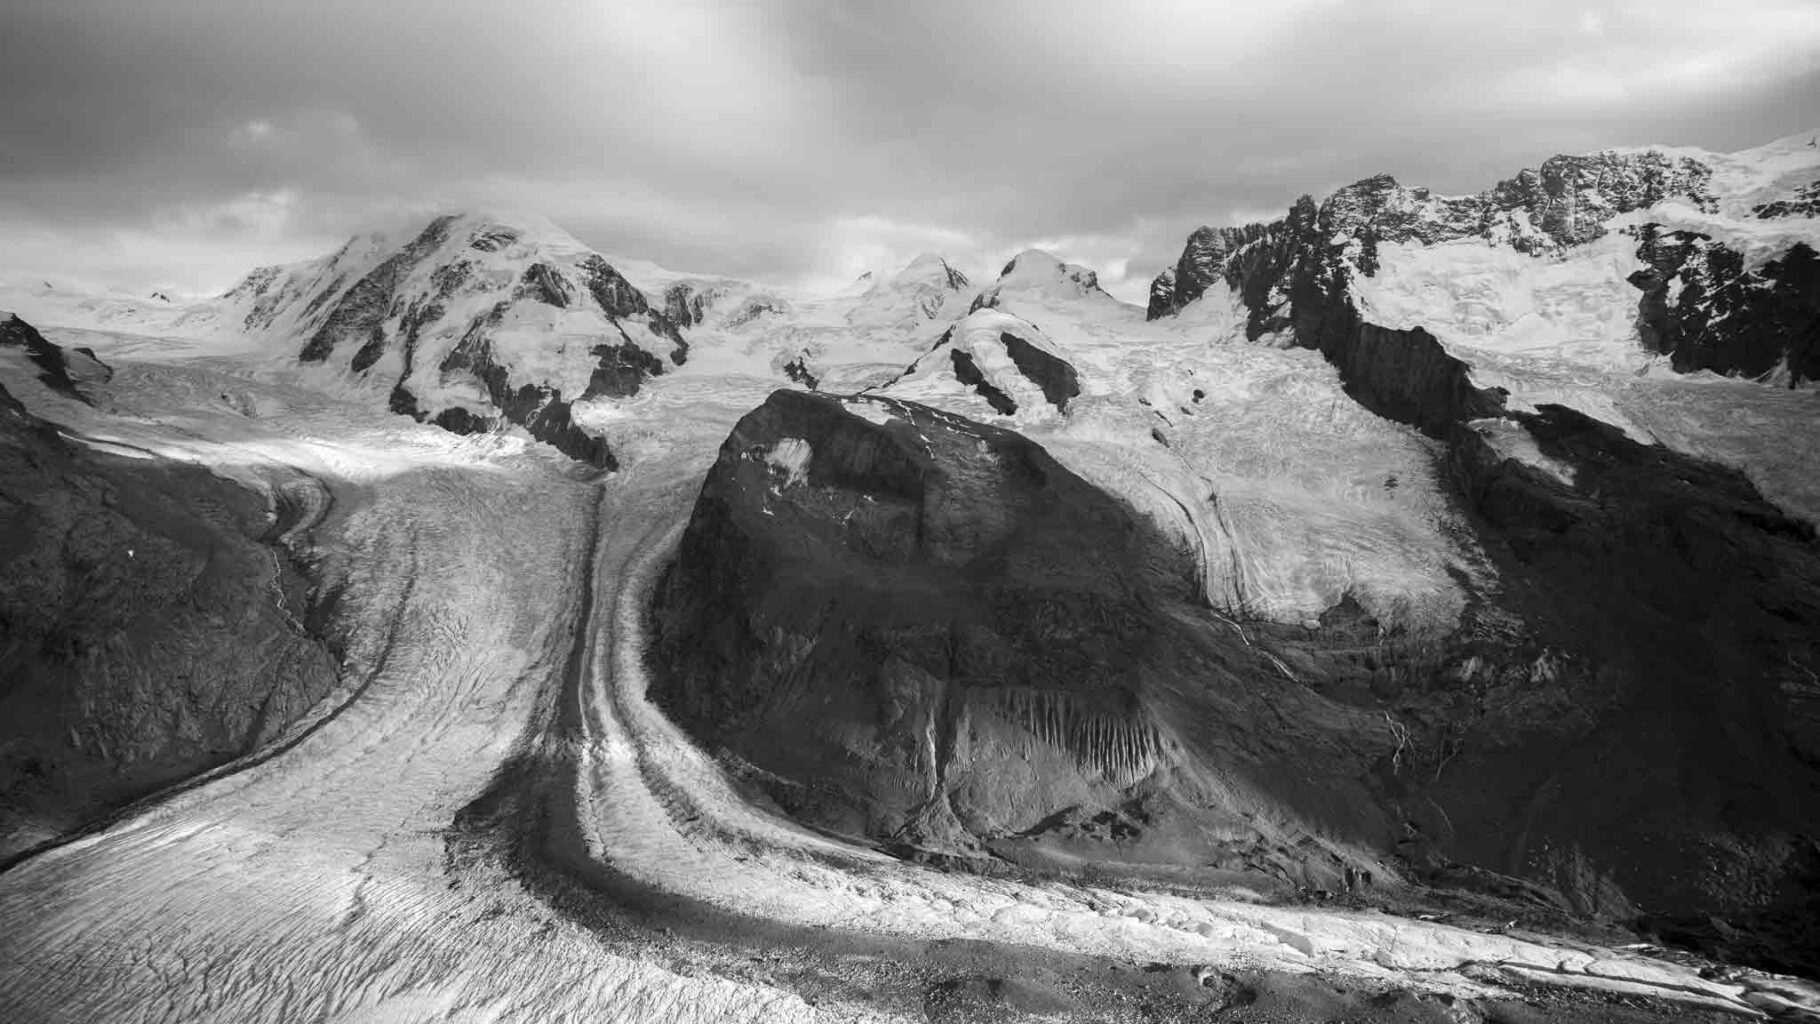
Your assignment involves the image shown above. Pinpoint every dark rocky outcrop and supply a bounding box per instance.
[486,378,613,468]
[1158,223,1275,317]
[0,314,111,404]
[651,390,1404,887]
[431,405,491,436]
[949,350,1016,415]
[432,303,617,469]
[577,255,688,365]
[930,257,971,293]
[1630,230,1819,384]
[583,342,665,400]
[520,262,573,308]
[1145,267,1177,321]
[392,381,494,437]
[468,225,521,252]
[301,215,458,364]
[661,281,722,329]
[1298,307,1504,438]
[781,355,819,390]
[1753,179,1820,220]
[998,332,1080,412]
[0,372,338,859]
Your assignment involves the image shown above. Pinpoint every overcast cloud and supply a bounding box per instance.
[3,0,1817,301]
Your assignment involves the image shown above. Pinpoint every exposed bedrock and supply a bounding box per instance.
[418,302,622,470]
[649,390,1404,889]
[998,331,1080,412]
[1293,298,1503,438]
[0,375,339,860]
[1630,231,1819,385]
[948,349,1017,415]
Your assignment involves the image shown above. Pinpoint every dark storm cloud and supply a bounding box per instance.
[2,0,1816,297]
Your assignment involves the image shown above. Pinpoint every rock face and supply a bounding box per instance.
[1755,178,1820,219]
[1144,267,1177,320]
[650,389,1408,887]
[227,213,688,467]
[0,365,338,859]
[661,280,737,330]
[1147,140,1819,385]
[1630,231,1819,383]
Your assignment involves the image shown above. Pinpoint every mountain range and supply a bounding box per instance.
[2,127,1819,1016]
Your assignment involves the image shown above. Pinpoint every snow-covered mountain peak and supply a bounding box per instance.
[843,251,973,330]
[971,248,1121,316]
[887,251,971,292]
[208,210,690,466]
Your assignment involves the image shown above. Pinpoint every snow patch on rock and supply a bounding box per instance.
[764,437,813,488]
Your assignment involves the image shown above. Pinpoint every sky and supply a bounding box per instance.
[2,0,1818,304]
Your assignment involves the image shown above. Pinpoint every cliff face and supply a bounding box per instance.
[0,352,339,859]
[230,213,688,468]
[1630,230,1819,383]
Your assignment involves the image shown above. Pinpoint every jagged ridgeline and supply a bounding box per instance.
[1150,144,1819,384]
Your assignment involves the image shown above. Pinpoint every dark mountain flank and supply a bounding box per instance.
[0,337,339,860]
